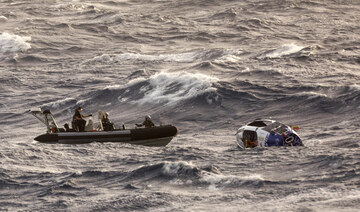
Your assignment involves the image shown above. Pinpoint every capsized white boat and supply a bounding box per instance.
[235,119,303,148]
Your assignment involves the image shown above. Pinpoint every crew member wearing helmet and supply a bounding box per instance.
[136,115,155,128]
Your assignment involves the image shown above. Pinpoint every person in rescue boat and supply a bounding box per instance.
[136,115,155,128]
[102,112,115,131]
[73,106,91,132]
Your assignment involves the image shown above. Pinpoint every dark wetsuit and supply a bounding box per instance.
[142,119,155,128]
[73,110,86,132]
[102,117,114,131]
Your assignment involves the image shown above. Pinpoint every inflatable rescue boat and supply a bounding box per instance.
[30,108,177,146]
[235,119,303,148]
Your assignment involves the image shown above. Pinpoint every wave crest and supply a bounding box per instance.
[258,43,306,59]
[83,49,231,65]
[0,32,31,54]
[122,72,219,105]
[130,161,265,189]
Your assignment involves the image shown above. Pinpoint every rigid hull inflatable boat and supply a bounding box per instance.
[31,108,177,146]
[235,119,303,148]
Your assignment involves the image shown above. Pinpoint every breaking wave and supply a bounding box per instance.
[2,1,360,211]
[107,71,219,106]
[128,72,218,105]
[87,52,201,63]
[83,49,234,65]
[0,16,7,22]
[40,98,78,109]
[128,161,265,189]
[36,71,220,116]
[0,32,31,54]
[258,43,306,59]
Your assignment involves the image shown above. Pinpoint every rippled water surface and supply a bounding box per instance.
[1,0,360,211]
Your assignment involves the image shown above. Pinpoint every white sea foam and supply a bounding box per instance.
[0,16,8,22]
[161,161,264,189]
[84,48,239,65]
[297,91,328,99]
[249,188,360,212]
[349,84,360,91]
[41,97,76,108]
[213,50,242,63]
[104,77,147,90]
[214,54,241,63]
[0,32,31,54]
[200,171,265,188]
[117,52,201,62]
[259,43,304,59]
[104,84,123,90]
[126,71,218,105]
[86,51,204,64]
[161,161,194,177]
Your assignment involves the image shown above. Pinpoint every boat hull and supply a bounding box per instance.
[235,119,303,148]
[34,125,178,146]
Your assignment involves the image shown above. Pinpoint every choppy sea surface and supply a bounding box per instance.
[1,0,360,211]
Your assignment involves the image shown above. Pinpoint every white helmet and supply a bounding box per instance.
[146,115,151,119]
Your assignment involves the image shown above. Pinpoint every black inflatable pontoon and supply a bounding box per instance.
[34,125,177,146]
[30,108,177,146]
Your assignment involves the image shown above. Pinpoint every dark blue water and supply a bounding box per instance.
[1,0,360,211]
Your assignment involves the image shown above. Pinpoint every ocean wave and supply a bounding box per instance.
[83,52,201,64]
[211,8,237,20]
[58,71,220,117]
[83,49,231,65]
[41,98,78,109]
[0,32,31,54]
[349,84,360,91]
[257,43,306,59]
[92,71,219,107]
[13,54,49,63]
[0,16,8,22]
[1,0,360,211]
[54,3,87,12]
[214,54,242,64]
[295,91,328,99]
[128,161,214,184]
[120,71,219,105]
[129,161,265,189]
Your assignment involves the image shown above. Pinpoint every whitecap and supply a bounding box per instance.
[0,32,31,54]
[0,16,8,22]
[214,54,241,63]
[296,91,328,99]
[85,51,203,64]
[161,161,265,189]
[41,97,77,109]
[349,84,360,91]
[129,71,218,105]
[161,161,195,177]
[200,172,265,189]
[116,52,200,63]
[83,48,232,65]
[259,43,305,59]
